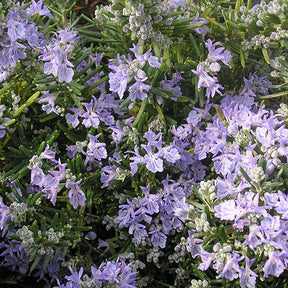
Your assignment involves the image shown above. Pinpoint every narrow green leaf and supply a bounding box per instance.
[68,81,83,97]
[0,82,15,96]
[57,122,83,142]
[9,186,24,203]
[46,130,60,147]
[39,114,58,122]
[239,166,254,185]
[12,92,41,118]
[259,91,288,99]
[247,0,252,9]
[235,0,241,14]
[30,255,42,273]
[151,39,161,59]
[5,192,16,203]
[240,43,245,68]
[191,264,206,281]
[64,234,81,240]
[1,118,16,127]
[151,87,171,99]
[85,76,109,95]
[7,147,23,157]
[34,84,59,91]
[82,66,103,83]
[2,160,27,180]
[189,34,200,58]
[8,165,28,181]
[262,47,270,64]
[29,192,42,206]
[19,145,33,158]
[132,98,148,128]
[71,226,93,231]
[42,254,52,270]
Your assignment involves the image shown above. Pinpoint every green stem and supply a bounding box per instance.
[259,91,288,99]
[12,91,40,117]
[247,0,252,10]
[2,119,16,127]
[0,81,15,97]
[155,103,166,123]
[132,98,148,127]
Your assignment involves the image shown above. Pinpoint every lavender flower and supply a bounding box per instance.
[149,228,167,249]
[108,58,131,99]
[0,2,48,80]
[128,222,148,244]
[264,251,286,277]
[161,71,183,97]
[0,197,8,230]
[205,39,232,67]
[216,251,242,281]
[80,97,100,129]
[84,133,107,167]
[38,91,58,114]
[65,107,83,128]
[109,43,161,100]
[27,0,52,18]
[239,257,257,288]
[192,63,223,98]
[128,77,151,101]
[66,179,86,209]
[28,155,67,205]
[0,239,30,275]
[191,12,209,37]
[115,199,136,229]
[65,266,83,287]
[142,144,164,173]
[92,260,137,287]
[40,46,74,83]
[7,10,28,42]
[192,39,232,99]
[39,29,79,83]
[139,184,162,214]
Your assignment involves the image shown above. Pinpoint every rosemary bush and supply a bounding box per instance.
[1,0,288,287]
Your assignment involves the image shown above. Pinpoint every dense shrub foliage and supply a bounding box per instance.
[1,0,288,287]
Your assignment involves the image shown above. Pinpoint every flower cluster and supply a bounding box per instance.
[55,260,137,288]
[108,43,160,101]
[2,0,288,287]
[28,145,86,208]
[176,74,288,286]
[38,29,79,83]
[192,39,232,99]
[114,179,190,249]
[0,0,50,81]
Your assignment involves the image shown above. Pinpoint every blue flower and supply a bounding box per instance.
[239,257,257,288]
[39,29,78,83]
[139,184,162,214]
[205,39,232,67]
[214,199,239,221]
[66,179,86,209]
[0,197,8,230]
[128,222,148,244]
[38,91,58,114]
[142,145,163,173]
[128,76,151,101]
[192,63,223,98]
[149,228,167,249]
[27,0,52,18]
[65,266,83,288]
[264,251,286,277]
